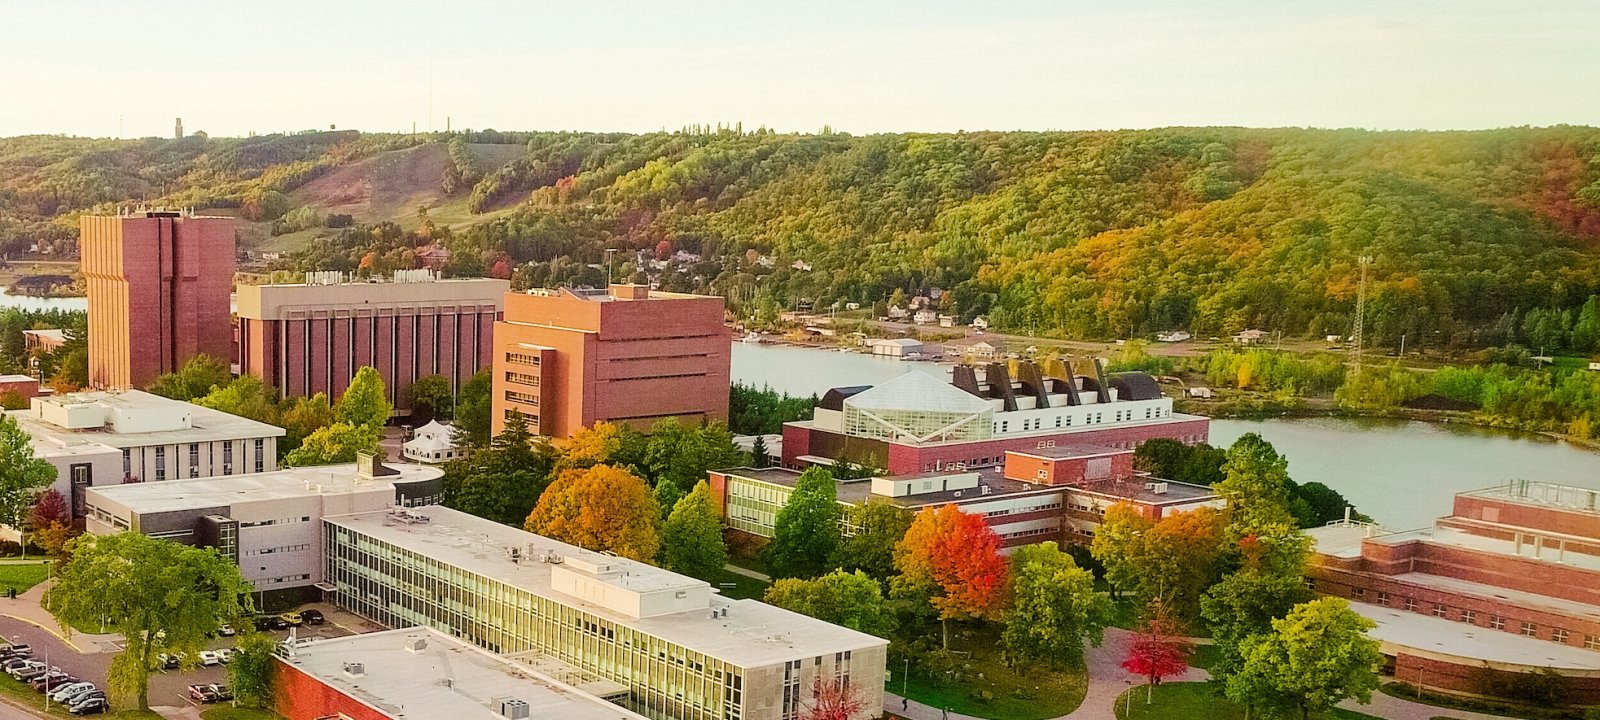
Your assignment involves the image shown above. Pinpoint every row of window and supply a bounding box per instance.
[993,405,1173,435]
[505,390,540,406]
[506,353,543,367]
[239,516,312,528]
[505,371,541,387]
[1000,526,1059,540]
[984,501,1064,517]
[123,438,267,481]
[1357,587,1598,649]
[242,543,312,557]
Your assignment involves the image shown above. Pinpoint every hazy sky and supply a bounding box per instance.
[5,0,1598,138]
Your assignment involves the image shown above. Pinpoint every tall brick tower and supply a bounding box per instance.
[81,210,235,390]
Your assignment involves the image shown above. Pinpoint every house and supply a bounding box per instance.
[868,338,924,357]
[960,340,1005,360]
[1156,330,1191,343]
[1233,329,1269,345]
[938,314,955,328]
[22,329,66,354]
[913,308,938,325]
[414,244,451,270]
[887,305,909,320]
[402,420,462,464]
[971,316,989,330]
[1589,362,1600,372]
[1187,387,1214,399]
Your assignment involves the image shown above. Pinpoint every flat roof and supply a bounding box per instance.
[0,375,36,383]
[324,506,886,668]
[1307,521,1391,559]
[1008,444,1132,460]
[1371,524,1600,573]
[281,627,647,720]
[1072,477,1217,504]
[9,389,284,450]
[1384,572,1600,623]
[718,466,1211,507]
[1460,482,1600,517]
[1350,601,1600,671]
[87,463,442,515]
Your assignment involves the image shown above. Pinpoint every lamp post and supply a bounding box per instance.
[1124,678,1132,717]
[902,657,909,698]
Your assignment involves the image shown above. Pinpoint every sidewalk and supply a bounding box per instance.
[0,579,122,654]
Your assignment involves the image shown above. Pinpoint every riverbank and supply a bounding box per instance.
[1184,397,1600,452]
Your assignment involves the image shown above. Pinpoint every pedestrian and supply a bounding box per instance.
[902,697,908,712]
[942,707,949,720]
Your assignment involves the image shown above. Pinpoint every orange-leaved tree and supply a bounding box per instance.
[892,504,1008,648]
[525,464,660,561]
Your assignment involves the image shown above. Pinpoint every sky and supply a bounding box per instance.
[3,0,1599,138]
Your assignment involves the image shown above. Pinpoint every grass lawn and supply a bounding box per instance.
[710,568,769,601]
[202,707,287,720]
[1187,643,1223,672]
[1114,682,1381,720]
[0,561,49,595]
[891,626,1088,720]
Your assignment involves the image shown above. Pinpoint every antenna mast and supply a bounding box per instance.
[1351,255,1371,373]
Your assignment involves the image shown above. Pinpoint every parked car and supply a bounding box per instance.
[209,684,233,702]
[187,683,231,703]
[31,671,75,691]
[68,696,108,715]
[299,609,325,625]
[197,650,221,667]
[277,612,304,627]
[50,682,96,703]
[0,643,33,660]
[12,662,50,680]
[5,659,42,678]
[217,623,236,637]
[58,688,102,708]
[157,653,180,670]
[214,648,233,664]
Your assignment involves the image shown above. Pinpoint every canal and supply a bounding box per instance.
[732,342,1600,528]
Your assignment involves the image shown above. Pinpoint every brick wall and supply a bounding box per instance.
[274,661,392,720]
[1392,652,1600,705]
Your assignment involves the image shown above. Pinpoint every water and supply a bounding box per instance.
[0,288,86,312]
[730,342,1600,528]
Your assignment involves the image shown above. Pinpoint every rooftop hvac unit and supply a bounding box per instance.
[342,662,364,677]
[403,637,428,653]
[497,698,530,719]
[1145,482,1168,495]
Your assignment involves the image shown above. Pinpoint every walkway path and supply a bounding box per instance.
[881,627,1521,720]
[0,579,121,653]
[723,564,772,583]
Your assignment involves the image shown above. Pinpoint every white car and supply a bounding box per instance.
[50,682,95,703]
[197,651,221,667]
[214,648,233,664]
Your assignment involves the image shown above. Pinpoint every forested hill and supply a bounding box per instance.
[6,126,1600,346]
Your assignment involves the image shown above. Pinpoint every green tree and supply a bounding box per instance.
[408,374,454,424]
[831,502,912,582]
[0,414,55,555]
[643,419,744,494]
[1200,525,1314,680]
[659,481,727,579]
[146,354,232,401]
[1213,433,1298,534]
[284,421,382,466]
[1002,541,1113,668]
[280,392,337,452]
[228,631,278,708]
[45,532,252,711]
[751,435,770,467]
[768,467,842,579]
[194,375,281,427]
[764,569,894,638]
[1225,598,1383,720]
[337,366,392,428]
[453,368,494,448]
[1571,295,1600,353]
[442,411,554,525]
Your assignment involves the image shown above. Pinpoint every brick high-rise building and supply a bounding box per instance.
[81,211,235,390]
[236,271,507,416]
[492,285,729,438]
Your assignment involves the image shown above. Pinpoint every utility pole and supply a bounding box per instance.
[1351,256,1371,374]
[604,249,618,285]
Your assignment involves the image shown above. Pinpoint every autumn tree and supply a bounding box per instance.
[800,676,866,720]
[768,467,843,579]
[765,570,894,639]
[1225,598,1382,720]
[1002,541,1113,667]
[557,421,629,470]
[279,392,336,451]
[1091,504,1225,618]
[892,504,1008,647]
[659,481,727,580]
[526,464,660,561]
[46,533,252,711]
[1121,600,1193,703]
[831,502,913,582]
[0,414,55,555]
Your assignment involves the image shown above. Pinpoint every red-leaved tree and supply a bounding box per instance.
[1121,599,1193,703]
[801,677,865,720]
[893,504,1009,648]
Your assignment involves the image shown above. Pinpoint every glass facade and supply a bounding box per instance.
[843,405,991,443]
[324,522,747,720]
[724,477,794,537]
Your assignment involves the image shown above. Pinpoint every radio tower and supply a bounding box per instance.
[1351,256,1372,373]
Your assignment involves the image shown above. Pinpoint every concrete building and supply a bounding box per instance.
[322,505,886,720]
[236,271,508,415]
[274,627,649,720]
[867,338,923,357]
[781,364,1209,475]
[21,329,65,354]
[0,375,39,404]
[1306,481,1600,703]
[81,210,234,390]
[710,444,1219,551]
[84,458,441,593]
[5,389,283,519]
[491,285,729,438]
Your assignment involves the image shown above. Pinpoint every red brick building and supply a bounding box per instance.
[81,211,234,390]
[235,272,507,415]
[491,284,729,438]
[781,365,1208,475]
[1307,481,1600,703]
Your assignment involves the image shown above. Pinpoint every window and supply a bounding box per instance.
[1461,609,1477,624]
[1490,615,1505,630]
[1586,635,1600,651]
[1432,604,1447,618]
[1521,622,1538,637]
[1376,591,1389,606]
[223,442,234,469]
[122,449,131,477]
[254,439,265,472]
[505,371,540,387]
[505,390,540,406]
[1552,628,1569,644]
[1352,587,1366,600]
[1403,597,1417,612]
[154,446,166,480]
[507,352,542,367]
[188,443,199,469]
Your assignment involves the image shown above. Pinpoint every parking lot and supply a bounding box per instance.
[0,605,356,712]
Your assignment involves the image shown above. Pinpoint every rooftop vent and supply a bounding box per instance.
[342,662,365,678]
[497,698,530,719]
[1145,482,1168,495]
[403,636,428,653]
